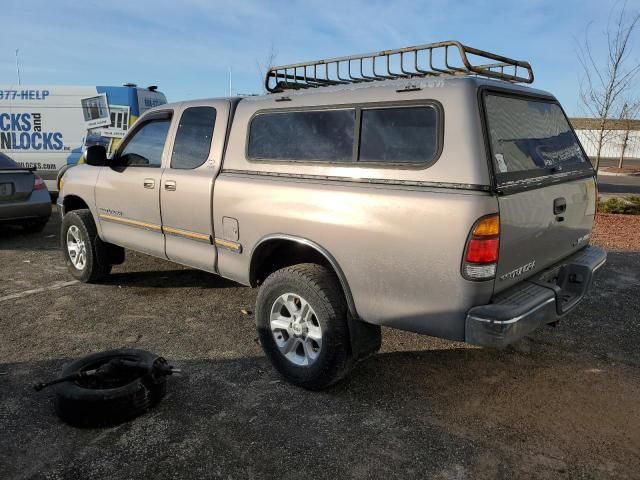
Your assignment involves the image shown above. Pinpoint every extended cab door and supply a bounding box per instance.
[95,110,173,258]
[481,91,597,293]
[160,101,230,272]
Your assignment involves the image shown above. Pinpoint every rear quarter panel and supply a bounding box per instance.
[214,174,498,341]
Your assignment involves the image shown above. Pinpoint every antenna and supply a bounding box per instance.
[228,66,232,97]
[15,48,22,85]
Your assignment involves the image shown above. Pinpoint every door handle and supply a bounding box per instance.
[164,180,176,191]
[143,178,155,189]
[553,197,566,215]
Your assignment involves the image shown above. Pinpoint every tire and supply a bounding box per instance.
[61,209,111,282]
[22,218,49,233]
[256,263,353,390]
[54,349,167,428]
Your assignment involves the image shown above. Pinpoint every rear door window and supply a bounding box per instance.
[171,107,217,169]
[484,94,591,184]
[359,106,438,163]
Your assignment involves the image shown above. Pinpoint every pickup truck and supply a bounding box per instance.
[57,41,606,389]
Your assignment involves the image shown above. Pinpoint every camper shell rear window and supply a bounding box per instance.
[482,92,593,186]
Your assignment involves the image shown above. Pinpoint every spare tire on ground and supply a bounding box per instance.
[53,349,172,427]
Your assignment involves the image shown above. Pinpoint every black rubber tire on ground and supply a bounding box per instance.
[54,349,167,428]
[22,218,49,233]
[256,263,354,390]
[60,209,112,282]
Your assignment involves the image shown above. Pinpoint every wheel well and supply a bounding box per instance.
[250,238,356,316]
[63,195,89,214]
[251,239,329,286]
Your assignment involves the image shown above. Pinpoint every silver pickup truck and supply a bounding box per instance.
[57,41,606,389]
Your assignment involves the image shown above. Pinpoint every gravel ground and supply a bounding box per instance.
[1,208,639,479]
[592,213,640,251]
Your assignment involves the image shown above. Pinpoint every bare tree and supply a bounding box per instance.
[256,43,277,94]
[617,100,640,167]
[577,2,640,173]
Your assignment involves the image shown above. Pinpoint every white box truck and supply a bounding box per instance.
[0,84,166,191]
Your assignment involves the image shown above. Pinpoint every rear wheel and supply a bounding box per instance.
[61,209,111,282]
[256,263,353,390]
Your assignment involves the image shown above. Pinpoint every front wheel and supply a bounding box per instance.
[256,263,353,390]
[61,209,111,283]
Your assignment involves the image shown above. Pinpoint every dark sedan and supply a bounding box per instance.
[0,152,51,233]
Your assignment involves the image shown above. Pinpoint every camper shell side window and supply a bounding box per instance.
[246,101,443,168]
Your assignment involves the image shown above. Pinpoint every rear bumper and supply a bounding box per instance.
[465,245,607,348]
[0,190,52,223]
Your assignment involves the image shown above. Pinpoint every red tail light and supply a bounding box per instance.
[465,238,499,263]
[462,214,500,280]
[33,175,46,191]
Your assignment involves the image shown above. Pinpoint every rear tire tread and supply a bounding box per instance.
[256,263,353,390]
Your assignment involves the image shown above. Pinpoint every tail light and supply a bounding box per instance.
[33,175,47,191]
[462,214,500,281]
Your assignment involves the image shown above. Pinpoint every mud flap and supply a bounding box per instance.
[347,314,382,361]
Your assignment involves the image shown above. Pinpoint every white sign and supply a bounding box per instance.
[93,128,127,139]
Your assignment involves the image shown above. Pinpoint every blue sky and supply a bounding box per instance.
[1,0,639,115]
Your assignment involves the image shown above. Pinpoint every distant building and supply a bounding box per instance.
[570,117,640,160]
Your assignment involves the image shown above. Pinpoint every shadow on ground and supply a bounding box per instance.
[103,269,240,290]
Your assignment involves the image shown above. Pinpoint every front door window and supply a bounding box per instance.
[118,118,171,167]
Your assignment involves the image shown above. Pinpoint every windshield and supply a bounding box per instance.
[0,152,18,169]
[484,94,590,182]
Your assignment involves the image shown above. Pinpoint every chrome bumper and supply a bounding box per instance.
[465,246,607,348]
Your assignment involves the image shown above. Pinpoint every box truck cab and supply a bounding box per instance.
[0,84,167,192]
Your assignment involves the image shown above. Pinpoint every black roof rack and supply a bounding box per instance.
[265,40,534,93]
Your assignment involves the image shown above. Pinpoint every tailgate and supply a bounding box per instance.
[497,176,596,291]
[0,170,35,202]
[481,91,597,293]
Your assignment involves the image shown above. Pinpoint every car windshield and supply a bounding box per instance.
[484,94,589,180]
[0,152,19,169]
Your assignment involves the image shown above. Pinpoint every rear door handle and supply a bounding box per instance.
[164,180,176,191]
[553,197,566,215]
[143,178,155,189]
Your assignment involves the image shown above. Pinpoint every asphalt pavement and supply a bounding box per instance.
[597,173,640,196]
[0,208,639,479]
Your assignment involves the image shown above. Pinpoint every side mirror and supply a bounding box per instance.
[85,145,108,166]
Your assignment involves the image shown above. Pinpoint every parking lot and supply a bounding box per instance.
[1,206,639,479]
